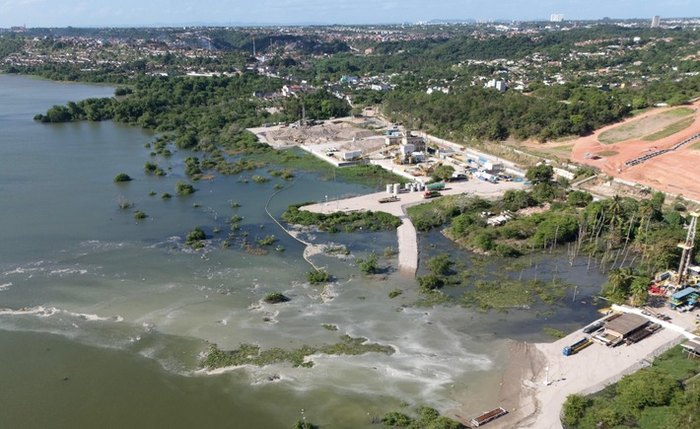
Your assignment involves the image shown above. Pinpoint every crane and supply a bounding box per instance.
[676,211,699,285]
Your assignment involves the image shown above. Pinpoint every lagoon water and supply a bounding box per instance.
[0,75,604,428]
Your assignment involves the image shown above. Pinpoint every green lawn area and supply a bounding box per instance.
[642,116,695,142]
[598,108,695,144]
[597,150,619,157]
[666,107,695,117]
[598,122,638,144]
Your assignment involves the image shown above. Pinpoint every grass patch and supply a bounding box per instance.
[202,335,395,369]
[461,278,571,311]
[666,107,695,117]
[282,203,401,233]
[249,149,406,188]
[388,288,403,299]
[543,327,566,339]
[642,116,695,141]
[597,150,619,157]
[598,107,694,144]
[598,122,638,144]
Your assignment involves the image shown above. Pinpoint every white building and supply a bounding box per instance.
[550,13,564,23]
[485,79,507,93]
[651,15,661,28]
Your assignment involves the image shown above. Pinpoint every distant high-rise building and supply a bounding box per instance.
[550,13,564,23]
[651,15,661,28]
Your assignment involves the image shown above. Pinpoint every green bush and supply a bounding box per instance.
[256,235,277,246]
[186,227,206,244]
[427,254,454,276]
[144,162,165,176]
[263,292,290,304]
[133,210,147,220]
[307,269,331,284]
[382,412,413,427]
[176,181,196,196]
[114,173,132,182]
[418,274,445,293]
[357,252,379,275]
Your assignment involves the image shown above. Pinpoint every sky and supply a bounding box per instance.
[1,0,699,27]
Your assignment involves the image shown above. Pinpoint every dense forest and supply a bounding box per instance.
[34,74,349,147]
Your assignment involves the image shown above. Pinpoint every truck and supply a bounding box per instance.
[563,338,592,356]
[341,150,362,161]
[475,171,498,183]
[423,190,441,199]
[426,182,445,191]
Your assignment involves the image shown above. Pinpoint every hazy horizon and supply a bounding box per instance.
[1,0,699,28]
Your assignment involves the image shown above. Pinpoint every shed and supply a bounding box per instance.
[681,341,700,358]
[604,313,649,339]
[672,287,698,301]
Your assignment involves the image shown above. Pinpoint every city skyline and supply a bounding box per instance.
[1,0,699,27]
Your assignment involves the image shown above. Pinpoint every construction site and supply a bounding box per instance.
[569,101,700,201]
[250,116,526,183]
[249,116,388,166]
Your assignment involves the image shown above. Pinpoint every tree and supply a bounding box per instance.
[502,189,535,211]
[615,369,679,419]
[561,394,591,427]
[567,190,592,207]
[525,164,554,184]
[604,267,634,303]
[630,277,649,307]
[431,164,455,182]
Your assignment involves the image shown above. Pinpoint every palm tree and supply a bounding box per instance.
[606,195,625,240]
[630,277,649,307]
[606,267,633,299]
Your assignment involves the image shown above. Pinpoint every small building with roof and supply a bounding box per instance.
[593,313,649,346]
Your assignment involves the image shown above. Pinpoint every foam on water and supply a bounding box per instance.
[49,268,89,276]
[2,260,97,279]
[0,305,120,322]
[0,282,12,291]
